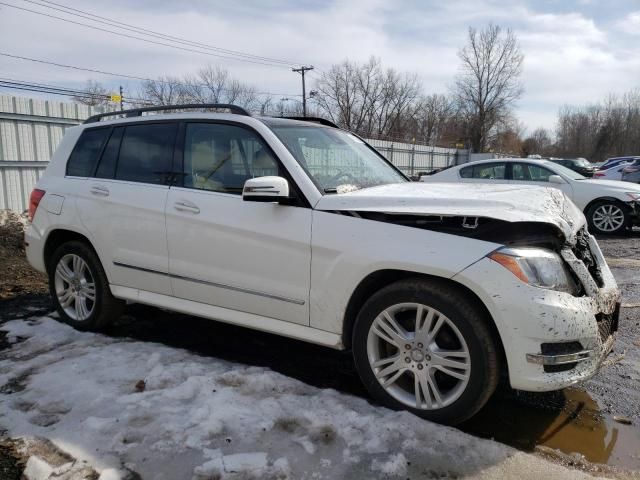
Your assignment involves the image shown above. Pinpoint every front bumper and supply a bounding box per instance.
[453,233,620,392]
[629,201,640,226]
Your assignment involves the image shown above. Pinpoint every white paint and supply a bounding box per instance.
[25,112,621,401]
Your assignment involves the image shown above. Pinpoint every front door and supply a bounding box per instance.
[165,122,312,325]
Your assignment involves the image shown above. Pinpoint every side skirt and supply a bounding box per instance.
[109,285,344,350]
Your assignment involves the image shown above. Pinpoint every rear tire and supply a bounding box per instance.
[48,241,123,331]
[586,200,628,235]
[352,278,500,425]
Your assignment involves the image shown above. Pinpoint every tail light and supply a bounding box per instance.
[28,189,46,222]
[593,171,605,178]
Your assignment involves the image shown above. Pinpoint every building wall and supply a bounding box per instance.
[0,95,107,212]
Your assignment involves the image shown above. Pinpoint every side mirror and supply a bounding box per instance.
[548,175,565,184]
[242,176,290,202]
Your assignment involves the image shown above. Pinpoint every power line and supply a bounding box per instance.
[0,77,152,103]
[25,0,305,67]
[0,1,297,69]
[0,52,301,97]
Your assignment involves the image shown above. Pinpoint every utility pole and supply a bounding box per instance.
[292,66,313,117]
[119,85,124,111]
[280,97,289,117]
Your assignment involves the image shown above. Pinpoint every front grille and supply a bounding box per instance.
[572,228,604,287]
[596,303,620,343]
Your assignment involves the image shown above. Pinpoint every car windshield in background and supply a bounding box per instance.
[269,126,407,193]
[544,162,586,180]
[574,158,591,168]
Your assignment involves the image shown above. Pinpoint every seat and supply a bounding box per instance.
[188,141,224,192]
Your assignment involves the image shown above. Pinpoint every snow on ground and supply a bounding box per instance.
[0,316,605,480]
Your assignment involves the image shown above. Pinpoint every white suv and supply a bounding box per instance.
[25,104,620,425]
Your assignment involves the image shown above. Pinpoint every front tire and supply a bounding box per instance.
[352,278,500,425]
[48,241,123,331]
[587,201,628,235]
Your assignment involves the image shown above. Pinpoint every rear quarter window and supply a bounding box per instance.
[66,128,110,177]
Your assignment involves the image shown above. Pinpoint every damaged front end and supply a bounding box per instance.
[317,183,621,390]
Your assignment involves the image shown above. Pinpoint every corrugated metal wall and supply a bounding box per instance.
[0,95,106,212]
[0,95,467,213]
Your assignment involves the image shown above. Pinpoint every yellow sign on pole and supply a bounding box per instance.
[110,94,122,103]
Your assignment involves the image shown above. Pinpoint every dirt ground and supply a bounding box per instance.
[0,211,48,301]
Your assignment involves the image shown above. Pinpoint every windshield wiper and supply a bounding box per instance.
[323,187,338,193]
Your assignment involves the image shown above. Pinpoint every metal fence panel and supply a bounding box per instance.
[0,94,468,212]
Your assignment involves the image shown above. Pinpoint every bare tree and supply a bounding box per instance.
[183,65,259,109]
[140,76,187,106]
[139,66,261,110]
[408,94,455,145]
[314,57,420,138]
[71,80,109,107]
[554,89,640,161]
[454,24,524,152]
[522,127,553,157]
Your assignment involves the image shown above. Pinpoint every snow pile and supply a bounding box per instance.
[0,317,604,479]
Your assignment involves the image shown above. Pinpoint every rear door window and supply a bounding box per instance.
[66,128,110,177]
[460,163,506,179]
[115,123,177,185]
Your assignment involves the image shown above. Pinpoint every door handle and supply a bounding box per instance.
[90,185,109,197]
[174,200,200,214]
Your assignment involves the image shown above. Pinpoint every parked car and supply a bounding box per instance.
[421,158,640,235]
[25,105,620,425]
[594,156,640,181]
[548,158,596,177]
[622,161,640,184]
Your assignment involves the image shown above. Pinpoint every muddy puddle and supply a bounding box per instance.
[462,387,640,470]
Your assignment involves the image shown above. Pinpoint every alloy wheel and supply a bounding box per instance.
[366,302,471,410]
[54,254,96,321]
[592,204,625,233]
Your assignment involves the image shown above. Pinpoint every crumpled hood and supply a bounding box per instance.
[315,182,586,243]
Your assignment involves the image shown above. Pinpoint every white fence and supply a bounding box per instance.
[0,95,107,212]
[0,95,467,212]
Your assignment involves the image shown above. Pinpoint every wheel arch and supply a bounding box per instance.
[341,270,507,369]
[43,228,102,275]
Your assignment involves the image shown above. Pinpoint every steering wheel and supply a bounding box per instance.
[330,171,357,184]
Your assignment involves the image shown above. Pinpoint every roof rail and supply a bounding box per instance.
[84,103,251,124]
[280,116,339,129]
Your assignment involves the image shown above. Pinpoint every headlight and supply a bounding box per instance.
[488,247,578,294]
[625,192,640,202]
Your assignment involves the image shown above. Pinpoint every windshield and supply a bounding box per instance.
[574,158,591,168]
[545,162,586,180]
[270,125,407,193]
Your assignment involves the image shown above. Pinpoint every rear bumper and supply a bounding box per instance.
[25,222,47,273]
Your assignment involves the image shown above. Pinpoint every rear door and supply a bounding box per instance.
[165,121,312,325]
[77,122,177,295]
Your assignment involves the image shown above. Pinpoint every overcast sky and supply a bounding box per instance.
[1,0,639,133]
